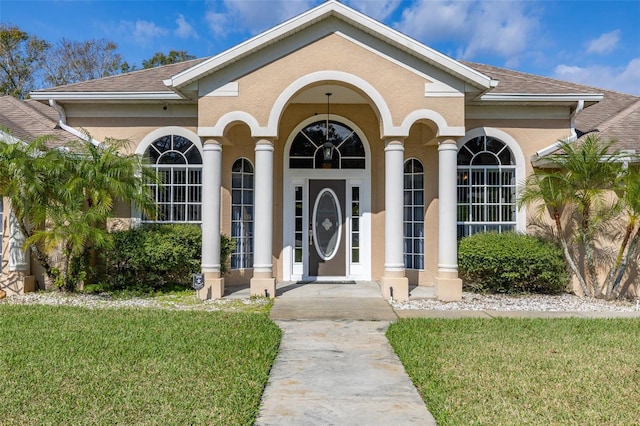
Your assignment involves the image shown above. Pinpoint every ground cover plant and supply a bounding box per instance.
[0,305,281,425]
[387,318,640,426]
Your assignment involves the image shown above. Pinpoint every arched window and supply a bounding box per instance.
[143,134,202,222]
[404,159,424,270]
[289,120,365,169]
[457,136,516,238]
[231,158,254,269]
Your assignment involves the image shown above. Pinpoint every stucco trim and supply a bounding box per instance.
[457,127,526,233]
[136,126,204,155]
[400,110,466,138]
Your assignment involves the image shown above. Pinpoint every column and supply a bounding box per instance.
[199,140,224,300]
[381,138,409,301]
[250,139,276,298]
[435,139,462,301]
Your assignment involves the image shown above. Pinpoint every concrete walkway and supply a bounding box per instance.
[256,282,436,425]
[255,320,436,425]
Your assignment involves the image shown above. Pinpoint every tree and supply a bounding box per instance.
[0,24,49,98]
[142,50,195,69]
[519,134,639,299]
[0,133,157,291]
[40,38,124,87]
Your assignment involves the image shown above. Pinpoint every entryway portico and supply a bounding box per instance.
[196,76,467,302]
[183,1,498,302]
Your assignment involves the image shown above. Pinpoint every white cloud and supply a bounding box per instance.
[395,0,540,60]
[586,30,620,55]
[553,58,640,95]
[205,11,229,37]
[345,0,401,21]
[206,0,316,37]
[132,20,168,46]
[175,14,199,39]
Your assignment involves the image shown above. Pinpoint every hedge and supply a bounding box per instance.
[458,232,569,294]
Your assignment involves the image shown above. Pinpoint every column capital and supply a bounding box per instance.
[255,137,274,151]
[437,137,458,147]
[203,141,222,152]
[384,139,405,151]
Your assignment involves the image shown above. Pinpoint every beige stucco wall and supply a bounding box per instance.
[198,33,465,131]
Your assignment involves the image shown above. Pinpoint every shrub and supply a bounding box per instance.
[96,224,235,292]
[458,232,569,294]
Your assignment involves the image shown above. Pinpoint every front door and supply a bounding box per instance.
[308,180,346,277]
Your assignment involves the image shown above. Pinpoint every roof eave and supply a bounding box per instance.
[479,93,604,104]
[30,91,185,102]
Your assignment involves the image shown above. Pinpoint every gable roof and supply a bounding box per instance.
[163,0,495,92]
[0,96,77,147]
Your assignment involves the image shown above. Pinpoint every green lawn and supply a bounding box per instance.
[387,318,640,426]
[0,305,281,425]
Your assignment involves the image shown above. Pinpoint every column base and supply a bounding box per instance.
[250,277,276,299]
[197,272,224,300]
[381,275,409,302]
[435,274,462,301]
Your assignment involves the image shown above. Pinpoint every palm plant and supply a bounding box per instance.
[0,133,157,290]
[519,134,627,298]
[605,165,640,297]
[0,134,63,277]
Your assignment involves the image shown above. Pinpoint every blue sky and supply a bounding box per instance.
[2,0,639,94]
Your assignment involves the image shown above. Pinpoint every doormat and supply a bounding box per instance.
[296,280,357,285]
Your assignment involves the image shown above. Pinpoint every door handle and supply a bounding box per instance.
[308,228,313,246]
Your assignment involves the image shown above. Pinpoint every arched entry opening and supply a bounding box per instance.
[283,115,371,281]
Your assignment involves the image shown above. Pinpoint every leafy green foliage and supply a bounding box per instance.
[458,232,569,294]
[519,134,640,298]
[0,135,156,291]
[142,50,196,68]
[0,24,49,97]
[0,305,281,425]
[97,224,235,292]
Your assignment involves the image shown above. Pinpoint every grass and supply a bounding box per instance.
[0,305,282,425]
[387,318,640,426]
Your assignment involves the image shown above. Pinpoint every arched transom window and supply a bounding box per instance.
[289,120,365,169]
[231,158,254,270]
[143,134,202,222]
[404,159,424,270]
[457,136,516,238]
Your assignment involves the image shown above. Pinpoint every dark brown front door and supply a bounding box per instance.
[308,180,346,277]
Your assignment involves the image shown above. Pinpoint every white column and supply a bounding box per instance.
[381,138,408,301]
[199,140,224,300]
[435,139,462,301]
[251,139,276,298]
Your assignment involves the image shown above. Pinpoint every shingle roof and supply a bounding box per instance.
[578,97,640,152]
[461,61,604,95]
[0,96,77,147]
[32,58,209,93]
[463,61,640,153]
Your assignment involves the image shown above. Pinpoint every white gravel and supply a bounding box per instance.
[2,291,639,313]
[393,292,640,312]
[0,292,270,311]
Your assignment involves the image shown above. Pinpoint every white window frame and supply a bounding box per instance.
[403,158,425,270]
[456,128,525,237]
[135,127,203,224]
[230,158,254,270]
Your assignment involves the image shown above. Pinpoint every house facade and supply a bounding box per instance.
[4,1,636,300]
